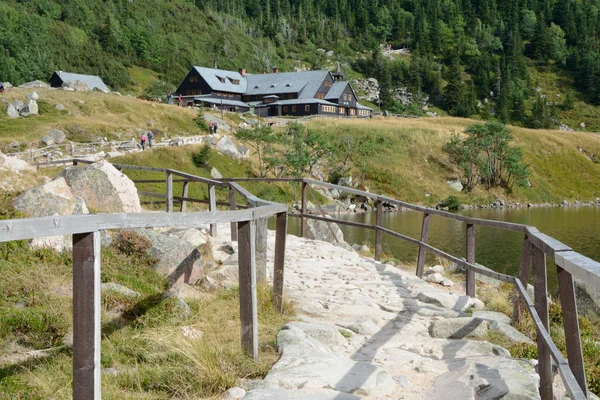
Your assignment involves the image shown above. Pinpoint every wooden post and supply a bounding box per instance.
[166,172,173,212]
[514,236,533,324]
[229,185,238,241]
[255,217,268,283]
[557,266,588,396]
[208,184,217,237]
[375,198,383,261]
[72,231,101,400]
[237,219,258,360]
[180,181,189,212]
[533,246,553,400]
[466,223,475,297]
[300,181,308,238]
[416,213,431,278]
[273,212,287,313]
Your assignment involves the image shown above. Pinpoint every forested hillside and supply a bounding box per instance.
[2,0,600,128]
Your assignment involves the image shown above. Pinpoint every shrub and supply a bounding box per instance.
[195,110,209,131]
[192,144,212,168]
[113,229,152,257]
[446,196,461,210]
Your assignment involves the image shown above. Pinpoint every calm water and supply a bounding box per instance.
[280,206,600,289]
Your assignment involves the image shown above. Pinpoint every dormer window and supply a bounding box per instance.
[285,84,291,87]
[270,84,276,88]
[228,77,240,85]
[254,85,260,89]
[216,76,226,83]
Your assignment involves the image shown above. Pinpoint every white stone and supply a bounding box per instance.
[26,92,39,100]
[20,100,38,116]
[210,167,223,179]
[215,136,243,159]
[441,278,454,287]
[447,179,463,192]
[224,387,246,399]
[180,228,208,247]
[426,265,445,275]
[180,326,203,340]
[306,215,344,244]
[425,273,444,284]
[429,317,489,339]
[0,154,35,173]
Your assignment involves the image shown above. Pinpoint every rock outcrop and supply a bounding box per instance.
[215,136,243,159]
[0,154,35,174]
[60,161,141,213]
[62,80,90,92]
[305,215,344,244]
[18,80,49,89]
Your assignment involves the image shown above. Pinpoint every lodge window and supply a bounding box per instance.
[229,93,233,97]
[292,106,296,112]
[317,93,324,99]
[189,76,199,83]
[325,81,332,87]
[350,109,355,115]
[339,108,344,114]
[305,105,310,112]
[283,106,288,112]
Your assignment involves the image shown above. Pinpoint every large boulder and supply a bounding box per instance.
[26,92,39,100]
[47,129,66,144]
[13,177,88,218]
[0,154,35,174]
[215,136,243,159]
[20,100,38,116]
[428,317,489,339]
[62,80,90,92]
[60,161,141,213]
[6,102,20,118]
[134,229,204,285]
[306,215,344,244]
[447,179,463,192]
[574,279,600,318]
[18,80,49,89]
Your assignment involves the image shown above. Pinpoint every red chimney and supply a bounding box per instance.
[273,67,279,74]
[239,68,246,77]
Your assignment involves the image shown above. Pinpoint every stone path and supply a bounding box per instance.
[241,233,541,399]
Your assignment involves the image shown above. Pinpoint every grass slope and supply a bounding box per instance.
[308,117,600,205]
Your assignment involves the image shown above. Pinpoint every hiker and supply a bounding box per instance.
[141,133,147,150]
[147,131,154,148]
[167,92,172,104]
[208,120,214,134]
[0,82,4,94]
[178,94,183,107]
[213,120,218,134]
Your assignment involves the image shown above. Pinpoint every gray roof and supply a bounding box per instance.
[325,81,349,100]
[356,103,373,111]
[193,66,247,94]
[245,70,330,98]
[193,97,249,108]
[55,71,109,92]
[256,98,338,107]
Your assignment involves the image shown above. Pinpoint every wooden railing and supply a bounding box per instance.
[3,159,289,400]
[215,176,598,400]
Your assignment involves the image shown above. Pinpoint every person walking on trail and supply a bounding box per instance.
[167,92,172,104]
[141,133,147,150]
[147,131,154,148]
[0,82,4,94]
[209,120,214,134]
[178,94,183,107]
[213,120,218,134]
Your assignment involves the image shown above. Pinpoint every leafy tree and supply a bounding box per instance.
[234,125,279,177]
[279,123,331,178]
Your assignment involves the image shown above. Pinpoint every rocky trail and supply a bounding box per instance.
[239,233,541,400]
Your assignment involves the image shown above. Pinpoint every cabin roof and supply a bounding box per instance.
[245,70,330,97]
[53,71,109,92]
[193,66,247,94]
[325,81,350,100]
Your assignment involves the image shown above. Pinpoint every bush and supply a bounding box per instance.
[192,144,212,168]
[446,196,461,210]
[113,229,152,257]
[195,110,209,131]
[141,80,175,102]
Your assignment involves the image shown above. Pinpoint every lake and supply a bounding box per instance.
[283,206,600,289]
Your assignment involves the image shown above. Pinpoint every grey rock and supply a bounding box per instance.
[215,136,243,159]
[574,278,600,318]
[489,322,534,344]
[224,387,246,399]
[47,129,66,144]
[210,167,223,179]
[163,290,191,318]
[425,273,444,284]
[18,80,49,89]
[101,282,141,298]
[62,80,90,91]
[60,161,141,213]
[55,103,66,111]
[338,316,379,335]
[334,241,353,251]
[3,82,12,89]
[243,389,360,400]
[428,317,489,339]
[472,311,511,325]
[26,92,39,100]
[14,177,89,218]
[416,289,476,311]
[306,215,344,244]
[20,99,38,116]
[285,322,347,347]
[41,136,54,146]
[135,228,204,285]
[208,265,239,283]
[180,228,208,247]
[426,265,445,275]
[6,103,20,118]
[447,179,464,192]
[9,141,19,149]
[441,278,454,286]
[237,145,249,158]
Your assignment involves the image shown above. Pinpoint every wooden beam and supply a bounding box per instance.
[533,246,553,400]
[208,185,216,237]
[166,172,173,212]
[416,213,431,278]
[273,212,287,313]
[557,266,588,396]
[301,181,307,238]
[229,185,238,241]
[514,236,533,324]
[375,199,383,261]
[466,223,475,297]
[180,182,189,212]
[72,231,101,400]
[237,219,258,360]
[255,217,268,283]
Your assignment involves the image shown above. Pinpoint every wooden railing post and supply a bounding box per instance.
[208,184,216,237]
[255,217,268,283]
[237,219,258,360]
[166,171,173,212]
[273,211,288,313]
[514,235,533,324]
[180,181,189,212]
[533,246,553,400]
[374,198,383,261]
[416,213,431,278]
[72,231,101,400]
[466,223,475,297]
[300,180,307,238]
[229,185,238,241]
[557,266,588,396]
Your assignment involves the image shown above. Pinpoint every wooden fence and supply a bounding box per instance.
[2,159,288,400]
